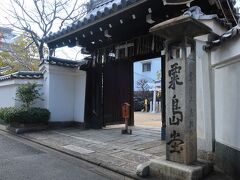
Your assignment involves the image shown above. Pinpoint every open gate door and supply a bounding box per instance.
[103,60,134,126]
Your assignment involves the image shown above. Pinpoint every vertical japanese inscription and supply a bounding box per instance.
[167,130,184,153]
[167,62,184,154]
[169,95,183,126]
[168,63,183,90]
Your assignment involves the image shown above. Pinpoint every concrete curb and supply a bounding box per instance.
[0,125,144,180]
[6,125,48,134]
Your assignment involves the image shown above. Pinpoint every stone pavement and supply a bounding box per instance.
[21,123,165,179]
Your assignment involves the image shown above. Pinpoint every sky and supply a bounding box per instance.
[237,0,240,8]
[0,0,88,60]
[0,0,240,30]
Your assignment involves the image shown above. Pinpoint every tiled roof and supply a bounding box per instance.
[43,56,89,68]
[204,25,240,51]
[0,71,43,82]
[43,0,144,43]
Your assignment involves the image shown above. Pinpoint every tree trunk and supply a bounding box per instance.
[39,42,44,60]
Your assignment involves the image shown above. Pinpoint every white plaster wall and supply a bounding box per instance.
[0,79,44,108]
[42,69,50,110]
[41,64,86,123]
[49,71,75,122]
[74,71,86,122]
[0,80,17,107]
[195,39,214,152]
[211,36,240,150]
[194,19,227,152]
[195,35,240,152]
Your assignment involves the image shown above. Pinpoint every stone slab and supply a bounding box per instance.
[142,145,166,155]
[110,151,152,163]
[62,145,94,154]
[148,159,213,180]
[150,16,212,39]
[134,140,164,151]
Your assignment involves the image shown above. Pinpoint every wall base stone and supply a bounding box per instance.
[137,159,213,180]
[215,141,240,180]
[7,124,48,134]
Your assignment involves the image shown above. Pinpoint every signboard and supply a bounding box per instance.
[122,103,130,119]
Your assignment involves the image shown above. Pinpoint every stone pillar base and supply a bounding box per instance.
[137,159,213,180]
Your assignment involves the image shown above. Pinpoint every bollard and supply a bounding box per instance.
[121,102,132,135]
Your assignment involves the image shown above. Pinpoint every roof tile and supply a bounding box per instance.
[43,0,142,43]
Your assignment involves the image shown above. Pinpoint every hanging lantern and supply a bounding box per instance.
[162,0,195,5]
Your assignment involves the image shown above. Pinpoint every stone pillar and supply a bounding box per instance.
[150,16,211,165]
[165,38,196,164]
[150,101,153,112]
[158,101,161,112]
[135,16,214,179]
[136,17,213,179]
[152,89,156,113]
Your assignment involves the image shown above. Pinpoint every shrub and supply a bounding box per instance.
[16,83,42,108]
[0,108,5,123]
[0,107,50,124]
[0,113,5,124]
[0,107,16,124]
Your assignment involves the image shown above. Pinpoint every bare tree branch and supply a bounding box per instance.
[1,0,88,61]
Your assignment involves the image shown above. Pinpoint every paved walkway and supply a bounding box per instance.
[21,123,165,179]
[134,112,161,127]
[0,111,233,180]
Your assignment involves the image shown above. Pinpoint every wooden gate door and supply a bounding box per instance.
[86,59,104,129]
[103,60,134,126]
